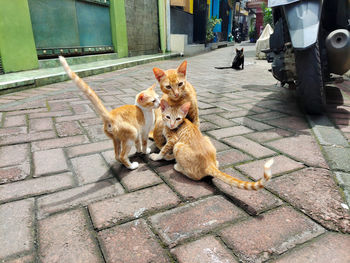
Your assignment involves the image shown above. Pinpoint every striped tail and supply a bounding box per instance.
[59,56,111,121]
[206,159,274,190]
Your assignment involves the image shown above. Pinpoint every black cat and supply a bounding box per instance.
[215,48,244,70]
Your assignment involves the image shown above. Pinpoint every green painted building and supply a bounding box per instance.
[0,0,167,74]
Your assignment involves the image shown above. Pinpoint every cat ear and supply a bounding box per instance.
[153,68,165,82]
[236,48,239,52]
[180,102,191,116]
[138,93,145,102]
[241,48,244,51]
[160,99,169,112]
[177,61,187,76]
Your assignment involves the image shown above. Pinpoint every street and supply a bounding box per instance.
[0,44,350,263]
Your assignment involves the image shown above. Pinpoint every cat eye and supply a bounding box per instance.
[176,117,181,121]
[178,82,183,87]
[166,115,171,119]
[152,99,156,103]
[166,85,171,89]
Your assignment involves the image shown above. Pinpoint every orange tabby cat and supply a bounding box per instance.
[152,61,199,150]
[59,56,160,169]
[150,100,274,190]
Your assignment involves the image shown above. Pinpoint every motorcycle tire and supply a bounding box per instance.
[294,41,325,114]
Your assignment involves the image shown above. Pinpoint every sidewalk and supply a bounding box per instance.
[0,52,179,93]
[0,44,349,263]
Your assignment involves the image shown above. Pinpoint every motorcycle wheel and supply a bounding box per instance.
[294,41,325,114]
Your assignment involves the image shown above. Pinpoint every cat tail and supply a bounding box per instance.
[59,56,111,122]
[206,159,274,190]
[214,66,232,69]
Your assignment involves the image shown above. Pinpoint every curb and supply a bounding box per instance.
[0,52,180,94]
[307,114,350,208]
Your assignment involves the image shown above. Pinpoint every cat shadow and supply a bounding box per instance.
[41,153,143,210]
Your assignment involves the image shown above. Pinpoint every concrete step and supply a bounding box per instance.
[39,53,119,69]
[0,52,180,94]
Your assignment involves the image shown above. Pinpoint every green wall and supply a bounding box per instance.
[158,0,166,53]
[0,0,38,73]
[110,0,128,58]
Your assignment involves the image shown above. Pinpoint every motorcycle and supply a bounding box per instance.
[234,28,242,43]
[265,0,350,114]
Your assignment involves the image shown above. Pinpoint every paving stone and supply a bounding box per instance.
[231,117,273,131]
[323,146,350,172]
[71,154,110,185]
[156,164,215,199]
[71,103,93,114]
[79,117,103,127]
[219,110,251,119]
[6,108,47,116]
[201,114,237,128]
[223,136,276,158]
[171,235,238,263]
[34,148,68,176]
[0,199,34,259]
[150,195,246,247]
[29,110,72,119]
[37,178,124,219]
[209,137,231,152]
[108,158,162,191]
[29,118,53,132]
[0,126,27,137]
[236,155,304,180]
[55,112,97,123]
[0,144,29,168]
[3,254,35,263]
[199,107,227,116]
[98,219,170,263]
[0,172,74,203]
[67,140,113,158]
[4,115,26,127]
[245,128,293,143]
[268,168,350,233]
[213,167,283,215]
[266,116,310,133]
[84,124,107,141]
[275,232,350,263]
[55,121,83,137]
[219,206,325,263]
[250,111,287,121]
[266,134,329,168]
[0,131,56,146]
[31,135,89,151]
[0,164,31,184]
[216,149,252,166]
[89,184,180,229]
[38,209,103,262]
[199,121,219,132]
[207,126,253,139]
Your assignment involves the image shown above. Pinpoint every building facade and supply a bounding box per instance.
[0,0,167,74]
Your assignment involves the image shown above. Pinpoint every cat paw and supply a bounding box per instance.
[128,162,139,170]
[150,153,162,161]
[144,147,151,154]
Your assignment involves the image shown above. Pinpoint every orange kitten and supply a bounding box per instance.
[152,61,200,150]
[150,100,274,190]
[59,56,160,170]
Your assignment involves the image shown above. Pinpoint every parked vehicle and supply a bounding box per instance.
[265,0,350,114]
[234,28,242,43]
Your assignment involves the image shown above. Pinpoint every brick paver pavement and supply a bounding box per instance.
[1,44,350,262]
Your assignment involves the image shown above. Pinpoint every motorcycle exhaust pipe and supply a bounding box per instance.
[325,29,350,75]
